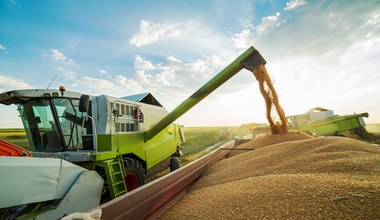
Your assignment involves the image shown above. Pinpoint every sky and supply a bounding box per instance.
[0,0,380,128]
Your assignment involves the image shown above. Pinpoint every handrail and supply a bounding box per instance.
[80,115,98,152]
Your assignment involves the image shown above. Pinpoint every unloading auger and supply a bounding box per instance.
[144,46,285,141]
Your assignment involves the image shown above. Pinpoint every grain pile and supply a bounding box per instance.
[160,134,380,219]
[228,132,313,157]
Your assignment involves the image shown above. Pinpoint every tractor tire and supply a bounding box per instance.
[169,157,180,172]
[350,127,366,136]
[123,158,146,192]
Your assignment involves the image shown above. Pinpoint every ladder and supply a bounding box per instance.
[104,159,127,199]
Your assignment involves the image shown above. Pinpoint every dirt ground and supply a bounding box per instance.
[159,133,380,219]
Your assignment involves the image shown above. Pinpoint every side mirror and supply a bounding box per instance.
[79,95,90,112]
[35,116,41,124]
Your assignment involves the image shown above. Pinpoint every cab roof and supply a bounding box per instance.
[122,92,163,107]
[0,89,85,105]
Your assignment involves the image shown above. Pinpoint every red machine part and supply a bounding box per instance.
[0,139,32,157]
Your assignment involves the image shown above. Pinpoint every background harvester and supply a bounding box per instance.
[251,107,369,138]
[287,107,369,136]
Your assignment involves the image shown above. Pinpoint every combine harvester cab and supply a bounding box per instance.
[0,87,184,219]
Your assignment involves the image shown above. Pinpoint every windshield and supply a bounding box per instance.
[18,98,90,152]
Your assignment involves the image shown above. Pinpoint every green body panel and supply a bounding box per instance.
[90,151,118,162]
[292,114,367,135]
[96,135,115,152]
[91,124,179,170]
[95,133,145,161]
[145,124,177,169]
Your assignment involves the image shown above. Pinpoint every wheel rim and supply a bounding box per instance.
[125,172,139,191]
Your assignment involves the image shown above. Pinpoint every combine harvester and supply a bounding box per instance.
[0,89,185,219]
[0,46,267,219]
[252,107,369,138]
[287,107,369,135]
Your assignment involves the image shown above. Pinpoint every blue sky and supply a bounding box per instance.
[1,0,380,128]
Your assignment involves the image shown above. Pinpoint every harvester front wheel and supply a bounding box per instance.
[123,158,146,192]
[170,157,180,172]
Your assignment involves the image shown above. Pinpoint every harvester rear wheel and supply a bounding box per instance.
[123,158,146,192]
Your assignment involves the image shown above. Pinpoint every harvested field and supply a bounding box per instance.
[160,133,380,219]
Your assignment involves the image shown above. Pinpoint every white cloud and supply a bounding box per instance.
[232,29,255,49]
[364,13,380,37]
[256,12,280,36]
[51,49,66,60]
[69,52,239,109]
[135,70,149,84]
[127,53,241,108]
[134,55,156,70]
[128,19,233,57]
[0,75,33,92]
[68,73,144,97]
[162,56,182,69]
[231,12,280,49]
[112,75,143,91]
[132,56,187,97]
[284,0,307,11]
[80,76,114,91]
[57,67,76,80]
[48,49,75,65]
[137,54,226,87]
[234,1,380,63]
[98,69,107,74]
[366,13,379,26]
[129,20,184,47]
[0,44,8,54]
[339,38,380,69]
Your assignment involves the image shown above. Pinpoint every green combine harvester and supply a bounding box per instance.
[287,107,369,136]
[0,46,267,219]
[252,107,369,138]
